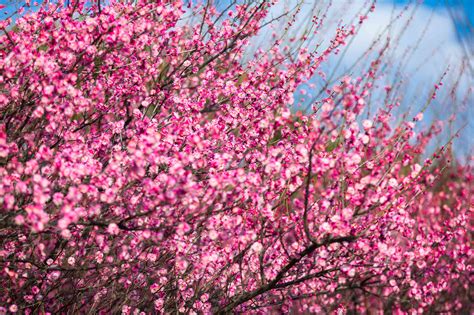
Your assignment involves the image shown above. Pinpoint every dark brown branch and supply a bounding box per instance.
[218,235,356,313]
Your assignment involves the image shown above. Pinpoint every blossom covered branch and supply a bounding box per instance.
[0,0,472,314]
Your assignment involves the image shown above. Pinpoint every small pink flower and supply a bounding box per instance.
[414,112,424,121]
[388,178,398,188]
[362,120,373,130]
[351,153,361,164]
[107,223,120,235]
[67,257,75,266]
[14,215,25,225]
[341,208,353,220]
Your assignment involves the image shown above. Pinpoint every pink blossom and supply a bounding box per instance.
[0,1,470,314]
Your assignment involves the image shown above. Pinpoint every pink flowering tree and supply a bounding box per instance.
[0,1,472,314]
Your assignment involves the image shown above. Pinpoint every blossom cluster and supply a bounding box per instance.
[0,1,471,314]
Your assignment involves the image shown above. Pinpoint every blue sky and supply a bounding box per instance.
[392,0,474,42]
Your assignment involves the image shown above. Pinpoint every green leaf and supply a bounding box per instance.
[37,44,49,52]
[325,137,341,152]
